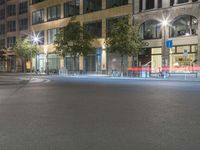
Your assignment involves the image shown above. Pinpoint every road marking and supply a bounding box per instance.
[29,78,50,84]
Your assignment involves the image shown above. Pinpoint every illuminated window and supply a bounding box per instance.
[139,20,161,40]
[170,15,198,37]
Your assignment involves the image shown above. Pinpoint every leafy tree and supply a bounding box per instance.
[106,16,144,76]
[54,19,95,72]
[13,38,38,72]
[0,50,6,60]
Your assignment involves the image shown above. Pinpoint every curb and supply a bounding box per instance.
[58,75,200,82]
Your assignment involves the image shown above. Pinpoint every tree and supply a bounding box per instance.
[13,38,38,72]
[106,16,144,76]
[0,50,6,60]
[54,19,95,73]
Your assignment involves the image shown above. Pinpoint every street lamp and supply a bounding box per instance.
[161,19,169,78]
[30,32,41,74]
[44,47,49,75]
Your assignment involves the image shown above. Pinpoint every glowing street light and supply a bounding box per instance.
[161,19,169,27]
[29,32,42,73]
[33,36,39,44]
[31,32,42,45]
[161,18,170,78]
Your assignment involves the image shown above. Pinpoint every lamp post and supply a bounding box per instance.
[161,19,169,78]
[32,36,39,74]
[44,47,49,75]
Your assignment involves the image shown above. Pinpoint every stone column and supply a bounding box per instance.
[101,48,107,74]
[142,0,146,10]
[197,20,200,66]
[188,0,192,3]
[79,55,84,73]
[60,2,64,18]
[43,7,47,22]
[162,25,170,75]
[128,0,132,4]
[102,0,106,9]
[60,56,64,69]
[154,0,158,9]
[80,0,83,15]
[102,18,106,38]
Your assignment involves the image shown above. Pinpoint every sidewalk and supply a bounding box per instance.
[59,74,200,82]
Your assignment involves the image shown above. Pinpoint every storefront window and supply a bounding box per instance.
[176,45,190,53]
[151,48,162,73]
[170,45,197,73]
[150,45,197,73]
[191,45,197,53]
[48,54,60,72]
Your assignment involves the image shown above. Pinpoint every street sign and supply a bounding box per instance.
[166,39,173,49]
[184,49,188,56]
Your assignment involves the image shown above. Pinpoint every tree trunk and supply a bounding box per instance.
[121,55,124,77]
[23,58,26,73]
[73,56,76,74]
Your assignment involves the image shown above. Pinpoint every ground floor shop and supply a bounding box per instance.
[32,47,131,75]
[139,44,198,73]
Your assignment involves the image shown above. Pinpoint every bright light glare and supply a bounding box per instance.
[31,32,42,44]
[33,36,39,43]
[162,20,168,27]
[185,33,190,36]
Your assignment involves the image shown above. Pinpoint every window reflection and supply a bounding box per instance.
[139,20,162,40]
[170,15,198,37]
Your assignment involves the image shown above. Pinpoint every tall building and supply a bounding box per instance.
[133,0,200,73]
[0,0,29,72]
[30,0,132,74]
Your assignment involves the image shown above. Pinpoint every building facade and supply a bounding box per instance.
[30,0,132,74]
[0,0,29,72]
[133,0,200,73]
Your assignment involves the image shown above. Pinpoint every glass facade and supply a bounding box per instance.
[7,36,16,48]
[83,21,102,38]
[83,0,101,13]
[169,45,197,73]
[7,5,16,16]
[32,9,44,24]
[34,54,60,73]
[106,16,127,37]
[0,24,5,35]
[106,0,128,8]
[65,56,79,72]
[150,45,197,73]
[0,9,5,20]
[170,15,198,37]
[146,0,154,10]
[64,0,80,17]
[151,48,162,73]
[32,0,44,4]
[48,54,60,72]
[19,1,28,14]
[19,18,28,31]
[7,21,16,32]
[140,20,162,40]
[47,28,59,44]
[47,5,61,21]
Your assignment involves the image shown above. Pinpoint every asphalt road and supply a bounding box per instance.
[0,74,200,150]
